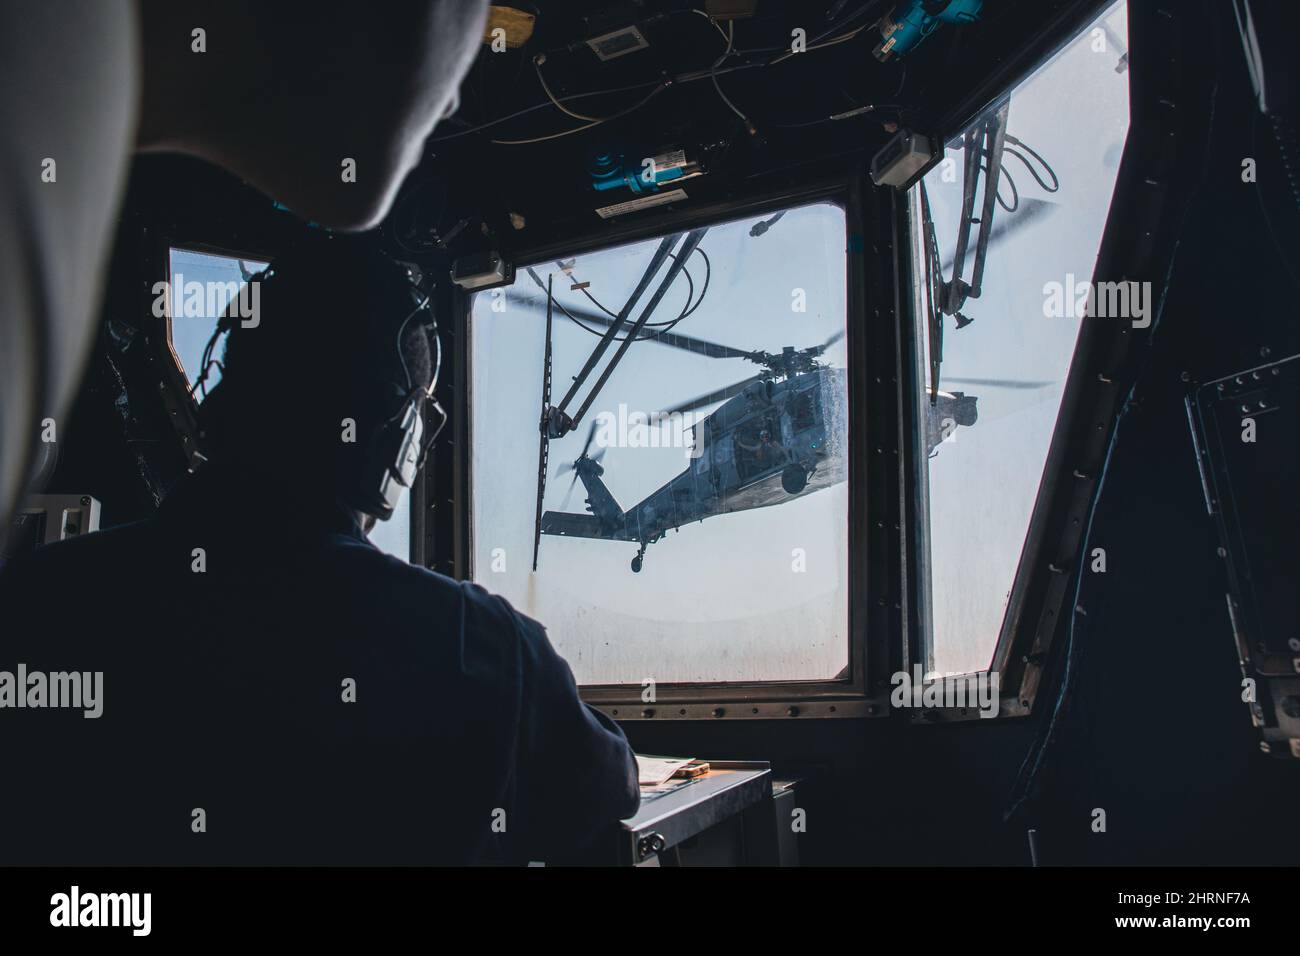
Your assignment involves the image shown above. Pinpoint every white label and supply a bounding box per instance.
[648,149,687,173]
[595,188,688,220]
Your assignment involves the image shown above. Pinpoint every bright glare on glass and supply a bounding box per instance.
[911,1,1130,677]
[471,203,849,685]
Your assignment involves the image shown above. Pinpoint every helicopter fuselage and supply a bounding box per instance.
[540,366,849,570]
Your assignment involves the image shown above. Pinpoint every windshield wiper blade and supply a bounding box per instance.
[942,99,1011,323]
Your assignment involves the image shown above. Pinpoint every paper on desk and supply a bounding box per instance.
[635,754,695,787]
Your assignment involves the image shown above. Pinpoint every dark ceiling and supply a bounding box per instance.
[389,0,1107,263]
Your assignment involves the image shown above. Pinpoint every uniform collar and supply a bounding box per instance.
[158,462,368,542]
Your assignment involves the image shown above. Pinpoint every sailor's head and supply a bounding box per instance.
[203,239,435,522]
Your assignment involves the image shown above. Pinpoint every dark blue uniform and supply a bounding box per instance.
[0,468,639,864]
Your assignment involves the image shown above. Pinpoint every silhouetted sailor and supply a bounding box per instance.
[0,240,639,865]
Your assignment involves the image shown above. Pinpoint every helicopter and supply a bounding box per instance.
[516,233,990,574]
[541,342,848,574]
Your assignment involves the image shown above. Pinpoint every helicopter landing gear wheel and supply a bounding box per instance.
[631,543,646,573]
[781,463,809,495]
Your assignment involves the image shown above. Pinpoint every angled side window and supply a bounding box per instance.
[908,1,1131,679]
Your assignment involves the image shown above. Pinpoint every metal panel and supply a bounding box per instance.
[616,761,773,865]
[1188,353,1300,758]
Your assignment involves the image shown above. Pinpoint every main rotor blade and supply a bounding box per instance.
[517,274,753,361]
[813,329,845,353]
[939,197,1056,273]
[942,376,1054,390]
[664,373,766,416]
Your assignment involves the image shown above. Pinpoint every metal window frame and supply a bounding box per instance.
[449,172,906,720]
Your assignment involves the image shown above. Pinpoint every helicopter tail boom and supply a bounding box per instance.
[539,510,638,542]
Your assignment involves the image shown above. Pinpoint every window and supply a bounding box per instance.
[162,247,412,562]
[909,1,1130,678]
[165,248,269,398]
[470,202,849,686]
[367,500,410,563]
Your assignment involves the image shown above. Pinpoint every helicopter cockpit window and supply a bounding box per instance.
[790,390,818,433]
[909,0,1130,678]
[470,202,849,686]
[162,246,411,563]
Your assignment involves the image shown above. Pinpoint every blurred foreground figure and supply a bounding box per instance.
[0,0,487,549]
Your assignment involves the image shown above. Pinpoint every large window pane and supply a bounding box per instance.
[471,202,849,685]
[911,1,1130,677]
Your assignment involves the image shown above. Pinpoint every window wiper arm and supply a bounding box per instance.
[530,229,709,438]
[941,99,1011,324]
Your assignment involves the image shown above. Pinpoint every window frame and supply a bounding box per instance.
[893,0,1204,722]
[453,173,902,719]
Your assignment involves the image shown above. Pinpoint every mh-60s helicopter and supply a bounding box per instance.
[545,346,849,574]
[519,225,984,574]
